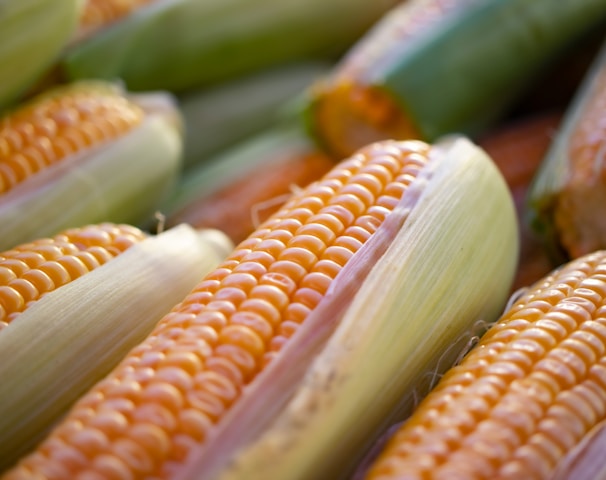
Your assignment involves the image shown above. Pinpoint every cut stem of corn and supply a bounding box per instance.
[60,0,400,92]
[0,80,183,250]
[0,223,232,471]
[0,0,81,110]
[305,0,606,158]
[361,249,606,480]
[529,35,606,262]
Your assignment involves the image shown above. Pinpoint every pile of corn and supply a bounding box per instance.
[2,1,606,479]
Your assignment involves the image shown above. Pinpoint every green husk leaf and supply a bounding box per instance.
[61,0,399,92]
[306,0,606,157]
[179,62,330,169]
[0,0,80,110]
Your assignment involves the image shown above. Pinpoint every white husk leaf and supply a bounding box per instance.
[0,224,232,469]
[181,136,519,480]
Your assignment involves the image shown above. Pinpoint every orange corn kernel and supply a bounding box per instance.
[0,223,147,330]
[364,249,606,480]
[0,82,144,195]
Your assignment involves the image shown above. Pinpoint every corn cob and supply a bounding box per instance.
[2,136,518,479]
[0,80,182,250]
[529,35,606,263]
[0,223,232,470]
[304,0,606,158]
[360,249,606,480]
[0,0,80,110]
[60,0,401,93]
[166,124,336,244]
[178,62,330,169]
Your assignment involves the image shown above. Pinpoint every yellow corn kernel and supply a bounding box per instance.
[0,82,144,195]
[3,139,434,479]
[364,250,606,480]
[0,223,147,330]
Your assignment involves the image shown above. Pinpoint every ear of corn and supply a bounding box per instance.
[0,223,232,471]
[178,62,330,169]
[165,123,335,244]
[529,35,606,263]
[1,136,518,480]
[60,0,400,93]
[359,248,606,480]
[0,80,183,250]
[177,136,518,480]
[304,0,606,158]
[0,0,81,110]
[0,222,148,330]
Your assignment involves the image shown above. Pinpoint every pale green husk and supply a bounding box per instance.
[61,0,399,92]
[0,224,233,470]
[0,0,80,110]
[178,137,519,480]
[179,62,330,168]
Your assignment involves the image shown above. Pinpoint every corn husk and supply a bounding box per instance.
[0,81,183,250]
[0,0,81,110]
[0,224,232,470]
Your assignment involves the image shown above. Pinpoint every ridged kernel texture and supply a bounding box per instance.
[0,83,144,195]
[3,140,431,479]
[365,250,606,480]
[0,223,146,330]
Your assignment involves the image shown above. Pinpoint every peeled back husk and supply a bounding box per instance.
[176,136,519,480]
